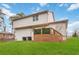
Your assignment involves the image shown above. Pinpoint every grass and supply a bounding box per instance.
[0,37,79,55]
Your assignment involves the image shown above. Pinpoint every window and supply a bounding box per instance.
[33,15,38,21]
[36,15,38,21]
[33,16,35,21]
[34,29,41,34]
[22,37,26,41]
[28,37,32,41]
[42,28,50,34]
[34,28,50,34]
[22,37,32,41]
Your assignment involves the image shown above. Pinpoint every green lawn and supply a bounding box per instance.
[0,37,79,55]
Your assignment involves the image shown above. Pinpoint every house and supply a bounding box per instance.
[0,32,14,41]
[10,11,68,42]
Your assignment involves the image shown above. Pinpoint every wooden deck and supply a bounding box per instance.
[34,28,63,42]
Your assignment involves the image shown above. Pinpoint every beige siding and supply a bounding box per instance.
[48,12,55,22]
[15,29,33,41]
[13,13,48,28]
[48,22,67,38]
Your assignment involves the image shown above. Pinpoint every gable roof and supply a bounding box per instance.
[10,10,50,21]
[15,20,68,30]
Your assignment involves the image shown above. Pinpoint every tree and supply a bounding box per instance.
[10,12,25,20]
[0,9,6,32]
[16,12,25,17]
[72,31,78,37]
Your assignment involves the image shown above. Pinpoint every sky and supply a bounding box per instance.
[0,3,79,36]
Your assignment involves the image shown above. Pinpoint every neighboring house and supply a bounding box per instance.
[10,11,68,42]
[0,32,14,41]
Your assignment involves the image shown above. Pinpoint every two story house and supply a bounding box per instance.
[10,11,68,42]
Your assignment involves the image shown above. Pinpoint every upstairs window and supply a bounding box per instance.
[33,15,38,21]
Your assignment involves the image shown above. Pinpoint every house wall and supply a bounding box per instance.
[15,28,33,41]
[48,12,55,22]
[13,12,55,28]
[14,26,49,41]
[14,22,67,41]
[48,22,67,40]
[13,13,49,28]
